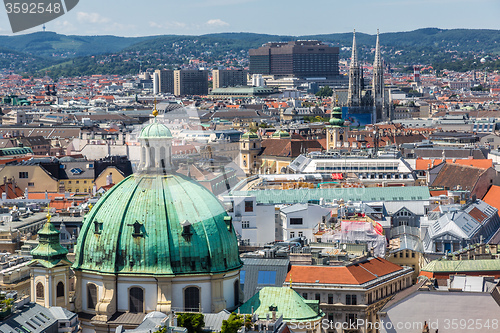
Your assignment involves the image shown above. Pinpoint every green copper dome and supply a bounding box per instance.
[72,173,242,275]
[139,121,172,139]
[272,130,290,138]
[242,131,258,139]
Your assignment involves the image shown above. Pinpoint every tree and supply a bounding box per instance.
[177,313,205,333]
[315,86,333,98]
[221,313,252,333]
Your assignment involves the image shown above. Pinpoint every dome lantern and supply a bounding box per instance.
[138,102,173,173]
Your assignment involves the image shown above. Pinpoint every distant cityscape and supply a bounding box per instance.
[0,27,498,333]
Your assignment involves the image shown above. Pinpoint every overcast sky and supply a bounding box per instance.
[0,0,499,36]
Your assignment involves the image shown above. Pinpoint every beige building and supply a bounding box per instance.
[386,247,425,284]
[94,166,126,190]
[0,165,59,193]
[212,69,248,89]
[285,258,413,333]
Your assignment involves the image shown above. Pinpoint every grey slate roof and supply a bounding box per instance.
[0,303,76,333]
[203,310,231,332]
[384,201,428,216]
[240,258,290,302]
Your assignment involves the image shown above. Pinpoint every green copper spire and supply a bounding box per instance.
[30,212,70,268]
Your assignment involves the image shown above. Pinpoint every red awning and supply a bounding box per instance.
[331,173,343,180]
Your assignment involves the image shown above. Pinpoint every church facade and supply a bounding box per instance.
[346,29,390,123]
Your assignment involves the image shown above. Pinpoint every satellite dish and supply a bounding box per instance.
[342,244,347,250]
[50,208,56,214]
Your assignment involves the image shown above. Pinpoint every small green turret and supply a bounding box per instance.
[30,212,71,268]
[329,106,345,127]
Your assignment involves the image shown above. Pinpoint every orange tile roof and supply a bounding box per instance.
[286,258,403,285]
[483,185,500,212]
[430,190,448,197]
[28,192,65,200]
[415,158,492,170]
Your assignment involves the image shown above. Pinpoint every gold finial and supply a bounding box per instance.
[152,98,158,117]
[88,203,93,212]
[289,273,292,288]
[46,205,51,223]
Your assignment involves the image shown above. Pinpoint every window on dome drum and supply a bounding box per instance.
[290,218,303,225]
[234,280,240,305]
[257,271,276,285]
[244,201,253,212]
[129,287,144,313]
[184,287,200,312]
[36,282,44,300]
[240,271,245,291]
[87,284,97,310]
[56,282,64,298]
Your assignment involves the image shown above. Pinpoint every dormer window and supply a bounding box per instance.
[93,220,103,234]
[224,216,233,232]
[127,221,144,237]
[182,220,192,241]
[70,168,83,175]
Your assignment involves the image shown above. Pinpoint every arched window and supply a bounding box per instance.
[160,147,166,171]
[87,284,98,310]
[150,147,156,167]
[184,287,200,312]
[56,282,64,298]
[141,147,146,166]
[234,280,240,306]
[36,282,44,300]
[129,287,144,313]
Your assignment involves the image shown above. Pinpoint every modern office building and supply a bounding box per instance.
[212,69,248,88]
[154,69,175,94]
[174,69,209,96]
[249,41,339,78]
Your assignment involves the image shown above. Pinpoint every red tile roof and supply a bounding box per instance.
[286,258,403,285]
[0,184,24,199]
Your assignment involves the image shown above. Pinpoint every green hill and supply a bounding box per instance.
[1,28,500,77]
[0,31,155,58]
